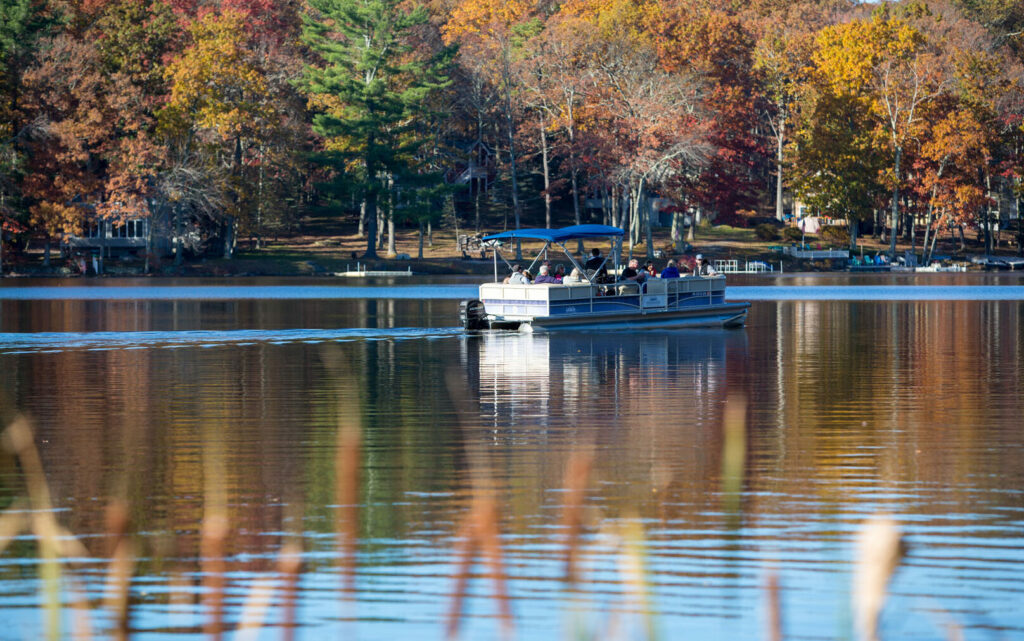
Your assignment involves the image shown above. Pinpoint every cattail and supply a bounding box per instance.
[853,516,907,641]
[279,541,302,641]
[103,501,135,641]
[200,513,228,641]
[561,448,593,585]
[765,571,783,641]
[335,423,361,597]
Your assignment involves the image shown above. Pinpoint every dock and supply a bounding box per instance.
[335,263,413,277]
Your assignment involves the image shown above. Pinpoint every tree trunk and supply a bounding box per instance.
[921,165,943,264]
[256,149,264,250]
[175,204,184,266]
[502,64,522,260]
[358,200,366,238]
[571,169,582,255]
[539,117,551,229]
[364,193,378,259]
[848,216,858,250]
[223,216,235,259]
[775,116,785,221]
[418,220,424,259]
[474,184,481,234]
[927,209,944,262]
[387,215,396,256]
[1016,190,1023,257]
[610,184,619,229]
[427,219,433,248]
[644,193,654,259]
[983,171,994,255]
[889,145,901,258]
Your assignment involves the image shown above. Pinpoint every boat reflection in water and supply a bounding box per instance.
[463,330,748,444]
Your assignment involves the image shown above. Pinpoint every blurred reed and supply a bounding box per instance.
[0,397,928,641]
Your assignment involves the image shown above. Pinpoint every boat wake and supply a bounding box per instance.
[0,327,465,354]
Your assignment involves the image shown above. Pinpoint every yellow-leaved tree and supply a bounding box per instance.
[159,9,278,261]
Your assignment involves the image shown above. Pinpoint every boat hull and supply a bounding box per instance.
[521,302,750,332]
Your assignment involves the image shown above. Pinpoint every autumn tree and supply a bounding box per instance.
[161,9,280,259]
[916,107,990,261]
[444,0,533,258]
[302,0,451,259]
[814,7,947,257]
[751,2,833,221]
[590,33,709,256]
[652,4,768,233]
[791,91,886,248]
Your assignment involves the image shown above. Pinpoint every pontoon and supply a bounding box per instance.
[460,225,750,332]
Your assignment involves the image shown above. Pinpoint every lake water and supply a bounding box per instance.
[0,274,1022,640]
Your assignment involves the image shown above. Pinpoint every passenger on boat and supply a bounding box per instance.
[534,265,559,284]
[562,267,585,283]
[620,258,639,280]
[505,264,530,284]
[644,261,657,277]
[660,259,681,279]
[585,248,607,278]
[695,255,718,276]
[553,264,566,282]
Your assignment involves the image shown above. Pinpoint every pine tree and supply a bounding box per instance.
[300,0,451,259]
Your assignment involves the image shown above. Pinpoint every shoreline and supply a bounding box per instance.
[1,225,1016,279]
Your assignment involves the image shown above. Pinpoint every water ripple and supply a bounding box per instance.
[0,327,464,353]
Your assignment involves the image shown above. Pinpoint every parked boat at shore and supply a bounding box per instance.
[460,225,750,332]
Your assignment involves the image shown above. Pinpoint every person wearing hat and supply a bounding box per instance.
[505,264,530,284]
[695,254,718,276]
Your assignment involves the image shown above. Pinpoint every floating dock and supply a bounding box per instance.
[335,263,413,277]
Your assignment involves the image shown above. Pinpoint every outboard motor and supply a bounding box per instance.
[459,299,489,331]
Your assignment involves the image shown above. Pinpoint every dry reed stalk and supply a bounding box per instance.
[200,513,228,641]
[441,369,516,640]
[852,515,906,641]
[201,422,229,641]
[765,571,783,641]
[444,492,516,641]
[618,518,656,641]
[476,495,514,641]
[279,541,302,641]
[67,574,95,641]
[233,541,302,641]
[233,576,276,641]
[721,394,748,503]
[0,497,28,556]
[560,448,593,586]
[335,422,361,597]
[3,417,65,640]
[103,501,135,641]
[167,570,195,631]
[444,517,478,641]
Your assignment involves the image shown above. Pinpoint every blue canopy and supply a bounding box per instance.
[482,224,624,243]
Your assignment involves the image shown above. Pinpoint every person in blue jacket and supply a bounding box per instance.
[660,259,681,279]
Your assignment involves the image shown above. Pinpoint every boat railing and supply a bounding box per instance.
[480,276,725,319]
